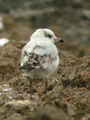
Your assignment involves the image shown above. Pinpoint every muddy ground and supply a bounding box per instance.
[0,18,90,120]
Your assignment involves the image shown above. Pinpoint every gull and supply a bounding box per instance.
[0,38,9,47]
[20,28,64,93]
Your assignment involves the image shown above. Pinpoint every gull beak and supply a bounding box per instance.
[59,39,64,43]
[55,37,64,43]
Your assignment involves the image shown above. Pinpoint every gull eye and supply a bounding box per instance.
[47,34,52,38]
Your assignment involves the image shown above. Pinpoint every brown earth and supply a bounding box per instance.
[0,17,90,120]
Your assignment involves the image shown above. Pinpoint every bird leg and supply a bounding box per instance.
[44,78,48,93]
[27,76,33,93]
[29,79,32,91]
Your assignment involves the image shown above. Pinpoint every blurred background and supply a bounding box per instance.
[0,0,90,47]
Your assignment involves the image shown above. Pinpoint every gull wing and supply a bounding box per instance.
[20,44,55,71]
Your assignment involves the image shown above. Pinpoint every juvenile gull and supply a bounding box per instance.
[20,28,64,92]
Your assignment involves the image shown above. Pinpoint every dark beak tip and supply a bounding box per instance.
[60,39,64,43]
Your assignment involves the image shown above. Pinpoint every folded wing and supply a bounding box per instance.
[20,44,55,72]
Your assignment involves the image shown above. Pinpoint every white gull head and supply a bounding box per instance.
[31,28,64,43]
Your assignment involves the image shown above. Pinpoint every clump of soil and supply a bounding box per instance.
[0,17,90,120]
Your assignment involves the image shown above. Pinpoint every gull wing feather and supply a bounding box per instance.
[20,42,58,72]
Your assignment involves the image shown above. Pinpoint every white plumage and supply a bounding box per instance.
[20,28,63,92]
